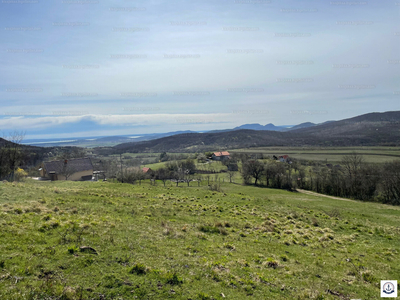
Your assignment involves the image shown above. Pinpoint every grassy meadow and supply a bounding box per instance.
[231,147,400,164]
[0,179,399,299]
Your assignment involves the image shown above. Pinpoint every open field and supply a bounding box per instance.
[231,147,400,164]
[0,180,399,299]
[141,160,229,172]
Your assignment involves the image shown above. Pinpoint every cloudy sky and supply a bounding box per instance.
[1,0,399,139]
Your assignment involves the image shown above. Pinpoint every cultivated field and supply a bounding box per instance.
[0,180,399,299]
[231,147,400,164]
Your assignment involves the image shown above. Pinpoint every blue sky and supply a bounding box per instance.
[1,0,399,139]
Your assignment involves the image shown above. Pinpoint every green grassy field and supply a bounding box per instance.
[0,180,399,299]
[231,147,400,164]
[142,160,228,173]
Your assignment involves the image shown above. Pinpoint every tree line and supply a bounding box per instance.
[240,153,400,205]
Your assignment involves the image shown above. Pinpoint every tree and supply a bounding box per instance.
[195,174,202,187]
[205,174,211,186]
[227,169,235,183]
[341,152,364,178]
[59,160,77,180]
[0,131,25,181]
[197,153,207,163]
[171,170,182,187]
[159,152,168,162]
[297,166,307,189]
[242,160,264,185]
[137,169,146,185]
[157,167,171,187]
[181,168,192,186]
[380,161,400,205]
[341,153,364,198]
[180,159,196,174]
[100,159,118,179]
[264,162,278,187]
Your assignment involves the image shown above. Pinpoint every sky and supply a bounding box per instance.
[1,0,399,139]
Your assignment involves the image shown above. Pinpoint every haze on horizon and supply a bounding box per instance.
[1,0,399,139]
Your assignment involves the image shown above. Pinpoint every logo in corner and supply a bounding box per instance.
[381,280,397,298]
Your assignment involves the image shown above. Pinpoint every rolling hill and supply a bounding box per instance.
[112,111,400,153]
[291,111,400,145]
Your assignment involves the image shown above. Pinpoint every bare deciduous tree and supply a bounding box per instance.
[0,131,25,180]
[58,160,77,180]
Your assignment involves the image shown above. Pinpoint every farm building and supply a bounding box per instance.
[142,167,152,173]
[212,151,230,161]
[39,157,93,181]
[278,155,290,163]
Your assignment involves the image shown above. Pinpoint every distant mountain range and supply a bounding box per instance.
[233,123,291,131]
[111,111,400,153]
[22,121,319,147]
[21,111,400,150]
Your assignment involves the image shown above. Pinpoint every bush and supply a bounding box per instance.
[209,183,222,192]
[67,245,78,254]
[14,168,28,182]
[326,209,341,218]
[266,258,279,269]
[165,272,183,285]
[129,263,147,275]
[197,292,211,300]
[362,271,375,283]
[199,225,220,234]
[280,255,289,262]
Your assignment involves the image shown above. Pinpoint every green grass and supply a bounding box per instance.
[0,179,399,299]
[142,160,228,172]
[232,146,400,164]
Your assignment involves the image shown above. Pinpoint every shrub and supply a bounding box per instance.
[280,255,289,262]
[326,209,341,218]
[209,184,222,192]
[14,168,28,182]
[129,263,147,275]
[165,272,183,285]
[199,225,220,234]
[197,292,211,300]
[266,258,279,269]
[362,271,375,283]
[67,245,78,254]
[219,227,228,235]
[224,243,235,250]
[14,208,23,214]
[42,214,51,221]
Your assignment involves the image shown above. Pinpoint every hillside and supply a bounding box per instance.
[113,130,314,153]
[0,179,398,299]
[285,122,316,131]
[112,111,400,153]
[291,111,400,145]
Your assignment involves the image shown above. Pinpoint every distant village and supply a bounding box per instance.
[36,151,297,182]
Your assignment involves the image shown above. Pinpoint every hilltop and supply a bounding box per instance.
[291,111,400,145]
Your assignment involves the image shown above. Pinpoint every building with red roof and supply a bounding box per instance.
[212,151,230,161]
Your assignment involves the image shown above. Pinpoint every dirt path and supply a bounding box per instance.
[296,189,400,210]
[296,189,358,203]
